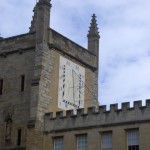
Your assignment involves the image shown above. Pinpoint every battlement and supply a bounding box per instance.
[44,100,150,132]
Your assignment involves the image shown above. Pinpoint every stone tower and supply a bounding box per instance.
[29,0,52,127]
[0,1,100,149]
[1,2,150,150]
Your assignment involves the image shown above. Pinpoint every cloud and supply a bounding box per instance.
[1,0,150,106]
[98,0,150,105]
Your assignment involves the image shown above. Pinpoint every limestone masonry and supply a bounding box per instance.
[0,0,150,150]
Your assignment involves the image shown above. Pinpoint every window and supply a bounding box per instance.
[101,132,112,150]
[21,75,25,92]
[54,137,63,150]
[17,129,21,146]
[127,129,139,150]
[0,79,3,95]
[77,134,87,150]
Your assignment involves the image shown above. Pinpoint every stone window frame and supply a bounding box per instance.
[101,131,113,150]
[53,136,64,150]
[76,134,88,150]
[127,128,139,150]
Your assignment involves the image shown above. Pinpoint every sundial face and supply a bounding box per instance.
[58,56,85,110]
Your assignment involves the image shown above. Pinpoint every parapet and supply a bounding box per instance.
[0,32,35,55]
[44,99,150,132]
[49,29,97,71]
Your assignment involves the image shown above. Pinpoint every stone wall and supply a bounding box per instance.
[44,100,150,132]
[49,29,97,70]
[49,29,99,110]
[0,33,35,148]
[43,100,150,150]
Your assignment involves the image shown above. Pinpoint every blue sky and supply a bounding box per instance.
[1,0,150,107]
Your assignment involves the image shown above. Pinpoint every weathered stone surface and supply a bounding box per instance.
[45,100,150,132]
[0,0,100,149]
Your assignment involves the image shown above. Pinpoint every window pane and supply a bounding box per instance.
[77,135,87,150]
[128,145,139,150]
[101,132,112,150]
[128,130,139,146]
[54,137,63,150]
[127,129,139,150]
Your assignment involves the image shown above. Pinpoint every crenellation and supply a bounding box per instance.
[134,100,142,108]
[139,106,147,113]
[48,112,54,120]
[99,105,106,113]
[115,109,122,113]
[87,107,96,114]
[45,112,51,116]
[77,108,84,116]
[44,100,150,132]
[110,104,118,112]
[56,111,63,119]
[122,102,130,110]
[146,99,150,107]
[66,110,74,117]
[104,110,110,114]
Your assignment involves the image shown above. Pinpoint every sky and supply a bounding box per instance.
[0,0,150,108]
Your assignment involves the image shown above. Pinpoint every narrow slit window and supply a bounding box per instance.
[17,129,21,146]
[0,79,3,95]
[21,75,25,92]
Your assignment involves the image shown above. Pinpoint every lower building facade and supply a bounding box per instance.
[34,100,150,150]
